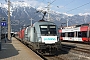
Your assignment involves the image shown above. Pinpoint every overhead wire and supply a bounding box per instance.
[63,0,75,8]
[29,0,45,20]
[32,0,57,20]
[49,0,57,5]
[66,1,90,13]
[57,0,75,9]
[41,0,56,5]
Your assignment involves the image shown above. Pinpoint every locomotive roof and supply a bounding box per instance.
[33,20,56,26]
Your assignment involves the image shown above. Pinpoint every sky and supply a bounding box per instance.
[0,0,90,15]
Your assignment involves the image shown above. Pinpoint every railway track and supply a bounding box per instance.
[33,48,65,60]
[27,43,66,60]
[36,42,90,60]
[62,44,90,54]
[44,55,64,60]
[60,43,90,60]
[61,41,90,53]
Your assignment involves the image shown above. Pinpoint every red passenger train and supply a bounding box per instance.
[18,28,26,40]
[59,23,90,42]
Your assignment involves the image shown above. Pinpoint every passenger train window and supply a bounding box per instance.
[68,32,74,37]
[78,32,82,37]
[82,31,87,37]
[61,33,65,37]
[89,31,90,37]
[78,31,87,37]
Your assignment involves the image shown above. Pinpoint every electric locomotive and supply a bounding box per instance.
[22,20,61,55]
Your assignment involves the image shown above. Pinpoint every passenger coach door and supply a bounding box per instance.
[74,31,79,41]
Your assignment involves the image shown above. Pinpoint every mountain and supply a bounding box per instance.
[0,1,90,32]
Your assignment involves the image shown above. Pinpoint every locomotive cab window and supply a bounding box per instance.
[40,25,57,36]
[40,26,48,34]
[49,26,57,34]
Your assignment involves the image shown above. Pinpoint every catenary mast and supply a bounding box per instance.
[47,2,50,21]
[8,0,11,40]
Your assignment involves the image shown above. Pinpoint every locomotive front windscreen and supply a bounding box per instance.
[40,25,57,36]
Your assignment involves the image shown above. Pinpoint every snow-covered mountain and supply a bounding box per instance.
[0,1,90,32]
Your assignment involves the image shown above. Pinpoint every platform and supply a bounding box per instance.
[0,37,43,60]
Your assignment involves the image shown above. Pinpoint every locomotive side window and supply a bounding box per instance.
[34,27,35,33]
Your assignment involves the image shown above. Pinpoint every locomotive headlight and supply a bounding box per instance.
[38,37,42,42]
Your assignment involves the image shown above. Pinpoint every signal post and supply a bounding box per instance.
[0,20,1,51]
[0,18,7,51]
